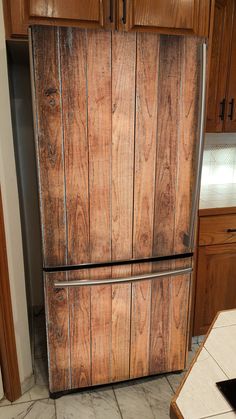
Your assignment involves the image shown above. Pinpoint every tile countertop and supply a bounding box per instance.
[199,183,236,216]
[171,309,236,419]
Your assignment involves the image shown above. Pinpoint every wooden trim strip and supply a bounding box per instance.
[0,188,21,401]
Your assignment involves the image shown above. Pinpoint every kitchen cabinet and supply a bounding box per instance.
[194,212,236,336]
[3,0,113,38]
[3,0,211,39]
[117,0,211,36]
[206,0,236,132]
[45,263,191,393]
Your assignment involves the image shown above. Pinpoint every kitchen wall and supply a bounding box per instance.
[202,133,236,185]
[0,0,33,393]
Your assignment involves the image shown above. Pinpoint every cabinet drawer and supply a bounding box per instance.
[199,214,236,246]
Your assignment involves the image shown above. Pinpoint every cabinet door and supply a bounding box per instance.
[225,9,236,132]
[3,0,113,38]
[206,0,234,132]
[45,262,191,393]
[117,0,210,36]
[194,243,236,336]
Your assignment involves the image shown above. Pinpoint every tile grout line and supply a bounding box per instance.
[112,386,124,419]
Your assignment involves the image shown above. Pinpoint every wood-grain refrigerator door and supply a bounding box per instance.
[30,27,202,269]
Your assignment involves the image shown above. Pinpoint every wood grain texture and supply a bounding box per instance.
[194,243,236,336]
[69,270,91,389]
[153,35,181,257]
[111,31,136,381]
[29,0,100,20]
[199,214,236,246]
[45,272,71,393]
[87,29,112,263]
[0,189,21,401]
[130,32,159,379]
[32,26,67,266]
[225,3,236,132]
[150,274,190,374]
[118,0,210,37]
[206,0,234,132]
[60,28,90,265]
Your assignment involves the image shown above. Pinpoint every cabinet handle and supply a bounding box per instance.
[122,0,127,24]
[228,98,234,120]
[109,0,113,22]
[227,228,236,233]
[53,267,192,288]
[219,99,226,120]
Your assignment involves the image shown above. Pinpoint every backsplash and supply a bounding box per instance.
[201,133,236,185]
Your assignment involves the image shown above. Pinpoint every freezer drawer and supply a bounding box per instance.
[44,260,192,394]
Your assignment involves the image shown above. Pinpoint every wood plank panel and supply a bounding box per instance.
[45,272,70,393]
[68,270,91,389]
[91,268,112,385]
[32,27,67,266]
[130,32,159,379]
[87,31,112,385]
[153,35,182,257]
[149,273,190,374]
[111,31,136,381]
[60,28,90,265]
[174,36,200,253]
[87,29,111,263]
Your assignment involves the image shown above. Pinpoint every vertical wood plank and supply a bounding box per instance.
[60,28,90,265]
[68,270,91,389]
[175,37,200,254]
[130,33,159,379]
[149,273,190,374]
[45,272,70,393]
[111,31,136,382]
[87,31,112,385]
[87,30,112,263]
[153,35,182,257]
[32,27,67,266]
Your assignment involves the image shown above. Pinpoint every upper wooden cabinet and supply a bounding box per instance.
[206,0,236,132]
[3,0,212,39]
[117,0,211,36]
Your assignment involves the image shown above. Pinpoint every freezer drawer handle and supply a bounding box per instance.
[186,43,207,250]
[53,267,192,288]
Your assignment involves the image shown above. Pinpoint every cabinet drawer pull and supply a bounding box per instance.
[228,98,234,120]
[227,228,236,233]
[109,0,113,22]
[122,0,127,24]
[54,267,192,288]
[219,99,226,120]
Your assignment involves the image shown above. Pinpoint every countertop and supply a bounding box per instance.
[199,183,236,216]
[171,309,236,419]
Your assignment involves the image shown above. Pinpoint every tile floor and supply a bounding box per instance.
[0,310,204,418]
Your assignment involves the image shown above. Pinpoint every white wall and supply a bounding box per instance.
[0,0,33,392]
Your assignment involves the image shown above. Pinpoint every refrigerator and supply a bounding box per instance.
[29,25,206,396]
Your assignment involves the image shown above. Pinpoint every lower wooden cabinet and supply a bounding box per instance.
[194,243,236,336]
[44,264,191,393]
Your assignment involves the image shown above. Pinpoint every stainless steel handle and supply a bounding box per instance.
[54,267,192,288]
[185,43,207,250]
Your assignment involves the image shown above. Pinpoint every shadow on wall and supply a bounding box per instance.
[7,41,43,316]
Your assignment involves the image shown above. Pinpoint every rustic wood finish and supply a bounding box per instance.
[199,214,236,246]
[0,189,21,401]
[31,27,201,393]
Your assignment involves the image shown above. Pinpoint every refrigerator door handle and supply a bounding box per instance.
[185,42,207,250]
[53,267,192,288]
